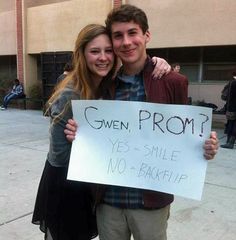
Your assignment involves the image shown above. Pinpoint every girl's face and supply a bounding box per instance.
[84,34,114,85]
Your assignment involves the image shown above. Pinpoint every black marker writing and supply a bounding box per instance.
[84,106,129,130]
[139,110,195,135]
[108,138,130,153]
[138,162,188,183]
[144,145,180,162]
[107,157,126,174]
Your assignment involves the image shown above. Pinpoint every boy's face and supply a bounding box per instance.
[110,21,150,65]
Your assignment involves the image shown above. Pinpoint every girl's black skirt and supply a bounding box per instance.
[32,161,97,240]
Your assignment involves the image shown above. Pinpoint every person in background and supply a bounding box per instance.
[56,62,73,83]
[171,62,181,73]
[220,70,236,149]
[0,78,25,110]
[65,4,219,240]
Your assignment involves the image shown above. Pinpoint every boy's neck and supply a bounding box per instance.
[122,53,147,76]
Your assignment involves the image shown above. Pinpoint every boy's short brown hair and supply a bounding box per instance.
[105,4,149,34]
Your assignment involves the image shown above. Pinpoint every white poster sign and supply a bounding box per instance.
[67,100,212,200]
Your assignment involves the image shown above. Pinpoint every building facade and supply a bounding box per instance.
[0,0,236,108]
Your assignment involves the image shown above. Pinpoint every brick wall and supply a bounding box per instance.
[15,0,24,83]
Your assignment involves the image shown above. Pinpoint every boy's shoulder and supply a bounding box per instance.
[155,71,188,92]
[163,71,188,83]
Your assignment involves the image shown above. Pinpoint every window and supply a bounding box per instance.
[147,45,236,83]
[181,64,199,82]
[203,64,235,81]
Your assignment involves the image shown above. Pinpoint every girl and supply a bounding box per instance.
[32,24,117,240]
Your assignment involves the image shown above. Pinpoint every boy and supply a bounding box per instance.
[65,4,218,240]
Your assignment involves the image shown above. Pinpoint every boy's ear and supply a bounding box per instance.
[145,30,151,43]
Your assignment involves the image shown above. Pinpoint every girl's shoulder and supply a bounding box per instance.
[50,87,79,115]
[60,86,80,100]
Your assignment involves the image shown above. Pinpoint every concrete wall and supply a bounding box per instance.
[26,0,112,53]
[0,0,15,13]
[128,0,236,48]
[0,10,16,55]
[25,0,236,51]
[0,1,16,87]
[24,0,71,8]
[189,84,226,109]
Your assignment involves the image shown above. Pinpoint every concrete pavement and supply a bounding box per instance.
[0,109,236,240]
